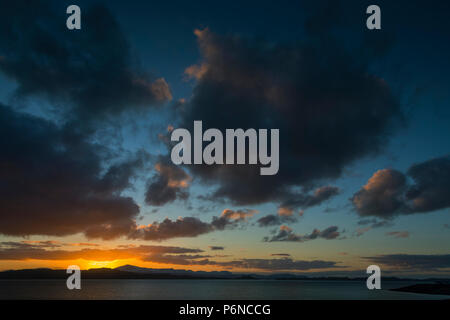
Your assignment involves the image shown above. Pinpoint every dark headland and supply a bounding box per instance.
[390,283,450,296]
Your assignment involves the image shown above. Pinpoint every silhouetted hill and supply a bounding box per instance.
[0,268,67,279]
[0,266,449,283]
[391,283,450,295]
[115,264,234,278]
[0,267,234,280]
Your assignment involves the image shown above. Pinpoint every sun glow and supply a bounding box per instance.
[86,260,123,269]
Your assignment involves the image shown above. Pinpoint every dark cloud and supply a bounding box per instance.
[0,104,144,239]
[352,169,407,218]
[352,156,450,218]
[178,14,402,206]
[0,1,171,125]
[69,243,100,247]
[256,187,339,228]
[145,157,191,206]
[129,209,255,241]
[0,243,202,261]
[210,209,258,230]
[357,218,393,228]
[257,214,297,227]
[0,241,62,249]
[363,254,450,271]
[270,253,291,257]
[264,225,341,242]
[258,193,326,227]
[0,240,100,248]
[406,156,450,213]
[354,218,394,237]
[209,246,225,251]
[129,217,213,241]
[0,1,176,240]
[385,231,410,238]
[212,258,342,271]
[144,254,342,271]
[0,106,253,244]
[280,186,340,210]
[142,253,212,265]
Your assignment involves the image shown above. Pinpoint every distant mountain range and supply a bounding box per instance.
[0,266,231,280]
[0,265,449,282]
[115,264,235,278]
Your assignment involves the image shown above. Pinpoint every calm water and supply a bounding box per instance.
[0,279,448,300]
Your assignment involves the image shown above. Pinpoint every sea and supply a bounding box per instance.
[0,279,448,300]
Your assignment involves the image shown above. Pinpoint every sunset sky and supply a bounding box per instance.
[0,0,449,276]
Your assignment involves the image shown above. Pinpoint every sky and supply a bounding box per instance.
[0,0,449,276]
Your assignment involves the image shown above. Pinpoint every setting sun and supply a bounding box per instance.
[86,260,123,269]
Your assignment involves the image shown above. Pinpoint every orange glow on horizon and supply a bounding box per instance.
[0,258,235,272]
[85,260,124,269]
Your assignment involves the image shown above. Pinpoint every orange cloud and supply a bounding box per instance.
[277,207,293,217]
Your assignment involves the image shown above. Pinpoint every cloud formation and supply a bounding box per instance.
[352,156,450,218]
[0,241,341,271]
[129,209,256,241]
[0,105,259,242]
[354,218,394,237]
[0,1,171,125]
[352,169,407,218]
[257,214,298,227]
[0,241,62,249]
[209,246,225,251]
[0,243,202,261]
[264,225,341,242]
[0,2,174,240]
[145,158,191,206]
[357,219,392,228]
[0,104,144,239]
[257,186,338,227]
[257,202,308,227]
[386,231,410,239]
[211,209,258,230]
[144,254,342,271]
[363,254,450,271]
[212,258,342,271]
[0,104,254,245]
[177,19,402,206]
[270,253,291,257]
[129,217,213,241]
[280,186,340,210]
